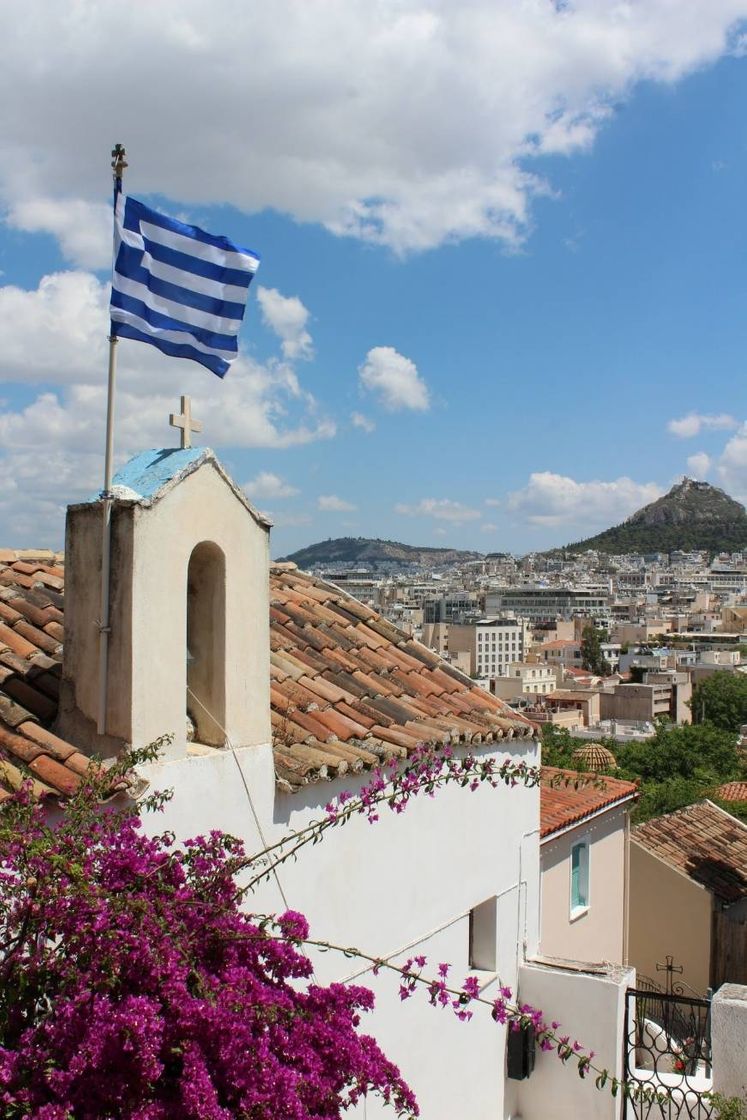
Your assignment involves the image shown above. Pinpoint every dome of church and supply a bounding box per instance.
[571,742,617,772]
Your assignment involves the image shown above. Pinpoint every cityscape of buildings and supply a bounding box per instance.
[314,547,747,740]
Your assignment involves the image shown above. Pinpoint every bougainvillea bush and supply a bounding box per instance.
[0,740,615,1119]
[0,742,418,1120]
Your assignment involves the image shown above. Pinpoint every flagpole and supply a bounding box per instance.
[97,143,127,736]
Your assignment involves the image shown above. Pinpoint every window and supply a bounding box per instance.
[469,897,497,972]
[570,839,590,917]
[187,541,226,747]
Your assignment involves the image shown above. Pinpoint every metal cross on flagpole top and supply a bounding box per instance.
[170,396,203,449]
[97,142,128,737]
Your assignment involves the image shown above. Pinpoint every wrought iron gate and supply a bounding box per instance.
[623,986,714,1119]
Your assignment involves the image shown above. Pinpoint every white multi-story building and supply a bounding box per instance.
[486,586,610,623]
[447,617,530,677]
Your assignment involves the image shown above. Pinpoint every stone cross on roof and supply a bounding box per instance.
[169,395,203,449]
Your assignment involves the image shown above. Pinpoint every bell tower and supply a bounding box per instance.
[57,446,271,761]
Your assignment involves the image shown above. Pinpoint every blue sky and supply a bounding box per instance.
[1,2,747,557]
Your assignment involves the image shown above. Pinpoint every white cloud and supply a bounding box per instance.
[0,272,110,385]
[243,471,299,500]
[0,269,335,541]
[256,287,314,360]
[318,494,356,512]
[507,472,662,528]
[395,498,481,522]
[4,2,742,256]
[351,411,375,433]
[359,346,429,412]
[481,522,498,533]
[7,197,111,269]
[433,527,448,538]
[717,423,747,501]
[667,412,738,438]
[686,452,711,478]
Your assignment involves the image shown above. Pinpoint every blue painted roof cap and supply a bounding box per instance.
[109,447,210,501]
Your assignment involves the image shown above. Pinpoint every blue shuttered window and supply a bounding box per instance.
[570,841,589,915]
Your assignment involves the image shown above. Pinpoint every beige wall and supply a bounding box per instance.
[492,664,557,700]
[628,842,712,996]
[421,621,448,654]
[600,684,671,723]
[540,804,629,965]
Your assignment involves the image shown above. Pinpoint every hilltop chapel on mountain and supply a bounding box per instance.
[0,427,745,1115]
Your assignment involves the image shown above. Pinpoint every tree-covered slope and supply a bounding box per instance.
[278,537,482,568]
[557,479,747,555]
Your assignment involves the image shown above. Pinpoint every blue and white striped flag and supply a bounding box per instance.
[110,192,260,378]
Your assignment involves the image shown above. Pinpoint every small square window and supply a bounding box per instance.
[570,840,590,917]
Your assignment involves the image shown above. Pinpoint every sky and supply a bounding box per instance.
[1,1,747,559]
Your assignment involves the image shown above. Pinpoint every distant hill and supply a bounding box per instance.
[555,479,747,556]
[278,536,482,569]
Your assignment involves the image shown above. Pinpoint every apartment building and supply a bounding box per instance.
[492,661,558,700]
[486,587,609,622]
[447,617,530,677]
[600,670,692,725]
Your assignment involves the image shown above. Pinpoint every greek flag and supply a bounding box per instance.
[110,191,260,378]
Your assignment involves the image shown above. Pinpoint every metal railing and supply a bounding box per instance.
[623,987,714,1120]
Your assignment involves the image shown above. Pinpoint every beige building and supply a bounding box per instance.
[599,672,691,725]
[540,639,583,671]
[611,620,673,645]
[540,767,638,963]
[721,605,747,634]
[421,620,449,655]
[544,689,601,728]
[629,801,747,994]
[492,661,557,700]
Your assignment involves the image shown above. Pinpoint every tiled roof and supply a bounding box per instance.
[269,565,535,790]
[633,801,747,904]
[571,743,617,772]
[714,781,747,803]
[540,766,638,840]
[0,553,536,799]
[0,550,108,804]
[547,690,596,702]
[562,669,600,684]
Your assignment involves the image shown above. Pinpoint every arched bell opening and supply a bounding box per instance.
[186,541,226,747]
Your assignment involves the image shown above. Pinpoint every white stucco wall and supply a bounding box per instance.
[516,959,633,1120]
[139,737,545,1119]
[711,983,747,1100]
[540,804,629,964]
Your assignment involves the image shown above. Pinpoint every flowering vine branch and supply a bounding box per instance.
[241,743,540,891]
[251,917,674,1107]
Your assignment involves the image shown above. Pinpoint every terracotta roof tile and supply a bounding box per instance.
[312,708,371,742]
[2,679,57,722]
[28,754,82,795]
[633,801,747,904]
[715,781,747,803]
[0,622,39,660]
[297,674,352,706]
[540,767,638,840]
[322,669,371,700]
[0,552,118,804]
[0,552,536,800]
[19,722,77,761]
